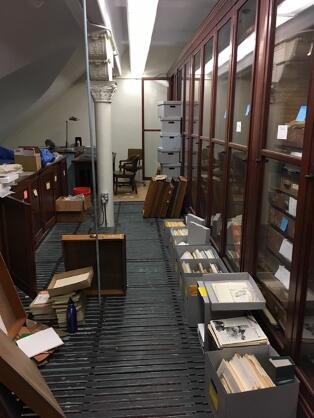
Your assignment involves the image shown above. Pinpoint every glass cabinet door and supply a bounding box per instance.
[193,52,201,135]
[256,160,300,331]
[231,0,257,145]
[199,139,210,220]
[211,144,226,247]
[225,150,247,270]
[214,21,232,140]
[202,39,214,138]
[266,1,314,156]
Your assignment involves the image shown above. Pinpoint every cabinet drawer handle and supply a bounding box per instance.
[63,170,66,176]
[46,182,51,190]
[33,189,38,197]
[54,175,58,182]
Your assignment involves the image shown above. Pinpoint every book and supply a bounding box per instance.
[208,316,269,349]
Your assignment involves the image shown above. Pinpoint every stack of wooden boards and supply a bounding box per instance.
[143,175,187,218]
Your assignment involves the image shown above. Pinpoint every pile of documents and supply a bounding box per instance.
[164,220,185,228]
[181,249,215,260]
[0,167,21,198]
[171,228,188,237]
[29,291,56,321]
[181,261,221,274]
[208,316,269,349]
[217,353,275,393]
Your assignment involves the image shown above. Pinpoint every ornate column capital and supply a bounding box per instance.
[90,81,117,103]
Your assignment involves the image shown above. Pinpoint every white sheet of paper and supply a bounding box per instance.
[16,327,63,358]
[32,291,50,305]
[211,281,257,303]
[53,272,90,289]
[277,125,288,140]
[288,197,297,217]
[0,315,7,335]
[279,239,293,262]
[236,121,242,133]
[274,265,290,290]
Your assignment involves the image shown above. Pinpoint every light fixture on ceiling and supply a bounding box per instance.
[127,0,159,78]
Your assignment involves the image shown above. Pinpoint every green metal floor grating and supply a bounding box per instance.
[19,202,211,418]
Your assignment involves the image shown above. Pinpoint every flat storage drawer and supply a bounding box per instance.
[160,164,181,178]
[160,134,181,150]
[158,101,182,119]
[160,119,181,135]
[157,148,180,164]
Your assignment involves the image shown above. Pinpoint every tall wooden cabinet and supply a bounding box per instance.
[169,0,314,415]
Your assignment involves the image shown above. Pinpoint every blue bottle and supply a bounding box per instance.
[67,298,77,333]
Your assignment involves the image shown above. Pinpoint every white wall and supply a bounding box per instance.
[2,78,143,168]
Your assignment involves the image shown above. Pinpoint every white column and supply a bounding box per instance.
[91,81,117,227]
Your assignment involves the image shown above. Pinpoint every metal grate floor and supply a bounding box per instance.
[20,202,211,418]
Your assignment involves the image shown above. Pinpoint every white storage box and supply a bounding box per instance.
[158,101,182,119]
[160,134,182,150]
[160,118,181,135]
[160,163,181,177]
[158,148,180,164]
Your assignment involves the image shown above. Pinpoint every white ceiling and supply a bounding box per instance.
[104,0,218,75]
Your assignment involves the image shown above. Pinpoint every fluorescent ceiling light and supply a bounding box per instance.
[276,0,314,27]
[127,0,159,78]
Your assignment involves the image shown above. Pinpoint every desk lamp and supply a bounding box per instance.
[65,116,79,148]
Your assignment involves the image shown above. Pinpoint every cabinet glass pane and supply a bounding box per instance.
[144,131,161,178]
[184,61,191,134]
[200,139,210,219]
[183,136,190,177]
[256,160,300,331]
[266,1,314,156]
[177,69,182,101]
[211,144,226,247]
[299,235,314,387]
[202,39,214,137]
[232,0,257,145]
[191,139,199,210]
[193,52,201,135]
[226,150,247,270]
[214,21,232,139]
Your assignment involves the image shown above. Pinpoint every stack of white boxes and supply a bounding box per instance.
[157,101,182,177]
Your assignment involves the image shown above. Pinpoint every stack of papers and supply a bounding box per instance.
[164,221,185,228]
[217,353,275,393]
[0,171,20,198]
[171,228,188,236]
[181,261,221,274]
[208,316,269,349]
[181,249,215,260]
[29,291,56,321]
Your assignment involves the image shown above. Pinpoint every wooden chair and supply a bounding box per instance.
[113,154,140,194]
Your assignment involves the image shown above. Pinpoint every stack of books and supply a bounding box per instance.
[217,352,275,393]
[181,249,215,260]
[208,316,269,349]
[29,291,56,321]
[50,291,86,329]
[171,228,188,236]
[47,267,93,329]
[164,220,185,228]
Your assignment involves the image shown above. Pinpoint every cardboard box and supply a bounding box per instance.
[47,266,93,297]
[205,345,299,418]
[56,196,90,212]
[14,154,42,172]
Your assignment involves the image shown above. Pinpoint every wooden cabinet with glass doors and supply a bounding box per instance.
[170,0,314,414]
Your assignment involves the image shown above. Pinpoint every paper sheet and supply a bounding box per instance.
[269,358,292,367]
[53,272,90,289]
[0,315,7,335]
[32,291,50,305]
[211,281,258,303]
[236,121,242,133]
[277,125,288,140]
[16,327,63,358]
[274,265,290,290]
[279,239,293,262]
[288,197,297,217]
